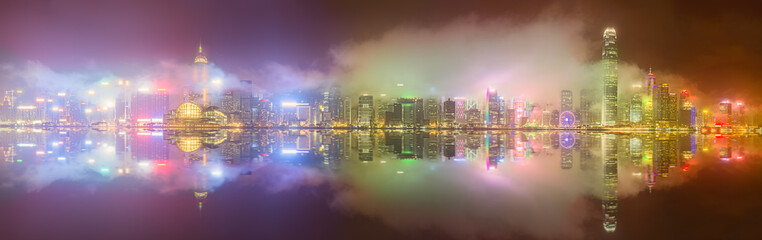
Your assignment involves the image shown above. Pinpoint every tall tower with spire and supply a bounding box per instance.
[193,44,210,107]
[645,67,656,96]
[602,27,618,127]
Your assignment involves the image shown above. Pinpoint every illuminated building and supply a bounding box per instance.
[163,102,229,127]
[454,97,466,124]
[486,89,502,127]
[1,90,20,122]
[541,110,552,127]
[677,91,694,128]
[398,98,423,127]
[561,90,573,112]
[732,102,745,126]
[718,100,732,125]
[280,101,311,126]
[578,88,594,126]
[654,83,677,127]
[645,67,657,95]
[192,44,210,107]
[425,97,440,126]
[443,98,456,126]
[630,95,643,124]
[466,108,482,126]
[342,97,352,125]
[358,95,374,127]
[602,27,619,127]
[130,89,169,125]
[505,109,515,128]
[512,97,526,126]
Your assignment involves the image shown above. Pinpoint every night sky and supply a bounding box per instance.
[1,0,761,103]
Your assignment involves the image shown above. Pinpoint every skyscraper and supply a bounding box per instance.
[130,89,169,124]
[512,97,527,126]
[193,44,210,107]
[561,90,573,112]
[579,89,593,126]
[443,98,455,126]
[602,27,618,126]
[486,89,502,127]
[358,95,374,127]
[425,97,440,127]
[654,83,677,127]
[454,97,466,124]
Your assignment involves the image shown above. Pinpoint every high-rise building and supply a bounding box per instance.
[579,89,594,126]
[443,98,456,126]
[130,89,169,124]
[397,98,423,127]
[602,27,619,126]
[486,89,502,126]
[512,97,527,126]
[677,90,694,128]
[358,95,374,127]
[193,44,210,107]
[561,90,573,112]
[654,83,675,127]
[505,109,515,128]
[630,95,643,124]
[342,97,352,125]
[425,97,440,127]
[454,97,466,124]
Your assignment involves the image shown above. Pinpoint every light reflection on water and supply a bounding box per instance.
[0,129,760,239]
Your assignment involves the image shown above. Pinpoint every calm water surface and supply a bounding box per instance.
[1,129,761,239]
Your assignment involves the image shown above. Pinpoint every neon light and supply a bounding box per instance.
[16,143,36,147]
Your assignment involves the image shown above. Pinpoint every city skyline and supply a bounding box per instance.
[1,32,757,131]
[3,2,762,239]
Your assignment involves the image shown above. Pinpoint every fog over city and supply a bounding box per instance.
[1,14,709,111]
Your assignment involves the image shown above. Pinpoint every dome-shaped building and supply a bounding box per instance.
[164,102,229,128]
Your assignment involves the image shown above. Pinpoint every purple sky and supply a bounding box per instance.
[1,0,762,103]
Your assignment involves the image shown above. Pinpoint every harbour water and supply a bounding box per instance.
[1,129,761,239]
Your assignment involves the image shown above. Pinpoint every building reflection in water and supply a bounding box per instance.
[2,128,748,235]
